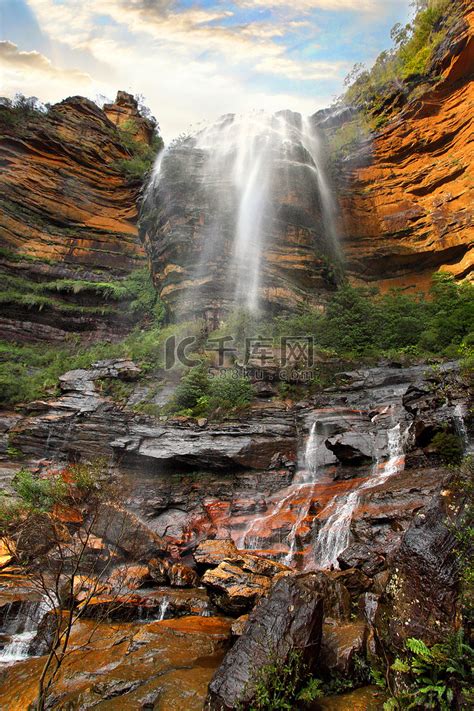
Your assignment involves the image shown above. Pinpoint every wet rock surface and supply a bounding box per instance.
[376,491,463,652]
[320,621,368,677]
[0,358,470,708]
[201,553,289,615]
[207,572,328,709]
[0,616,233,710]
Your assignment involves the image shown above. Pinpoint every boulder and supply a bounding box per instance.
[92,503,168,561]
[193,539,239,570]
[148,558,199,588]
[320,621,368,677]
[108,564,153,592]
[376,493,462,653]
[338,543,385,578]
[206,572,328,710]
[201,554,289,615]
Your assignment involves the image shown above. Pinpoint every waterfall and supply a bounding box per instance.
[0,598,50,665]
[145,110,339,315]
[314,423,407,570]
[454,403,470,452]
[157,597,169,621]
[235,420,325,563]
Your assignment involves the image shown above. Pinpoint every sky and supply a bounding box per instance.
[0,0,412,139]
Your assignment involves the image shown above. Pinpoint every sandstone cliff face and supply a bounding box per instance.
[0,92,151,342]
[337,0,473,291]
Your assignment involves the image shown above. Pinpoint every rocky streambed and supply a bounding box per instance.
[0,358,471,709]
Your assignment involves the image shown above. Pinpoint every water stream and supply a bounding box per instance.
[314,422,407,569]
[0,598,50,665]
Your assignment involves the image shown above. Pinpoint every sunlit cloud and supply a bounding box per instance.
[2,0,411,135]
[0,40,91,82]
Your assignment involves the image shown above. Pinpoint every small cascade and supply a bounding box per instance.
[454,403,470,452]
[282,495,314,566]
[314,422,407,570]
[158,597,169,621]
[0,599,50,665]
[235,420,323,563]
[314,489,360,570]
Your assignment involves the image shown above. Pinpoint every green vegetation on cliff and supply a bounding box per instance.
[1,274,471,408]
[326,0,462,156]
[342,0,459,116]
[113,118,164,180]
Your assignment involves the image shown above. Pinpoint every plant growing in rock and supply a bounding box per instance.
[246,650,323,710]
[431,431,464,465]
[385,633,474,710]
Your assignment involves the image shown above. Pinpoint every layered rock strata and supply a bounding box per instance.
[0,92,151,342]
[333,0,474,289]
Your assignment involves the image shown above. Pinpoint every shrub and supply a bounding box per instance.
[12,469,67,511]
[113,119,163,181]
[174,363,209,410]
[431,431,464,465]
[248,650,323,710]
[387,632,474,710]
[208,374,253,411]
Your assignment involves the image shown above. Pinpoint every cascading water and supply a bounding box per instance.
[314,422,407,570]
[235,421,325,563]
[143,110,339,317]
[0,598,50,665]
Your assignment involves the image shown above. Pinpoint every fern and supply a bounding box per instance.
[406,637,432,658]
[388,632,474,710]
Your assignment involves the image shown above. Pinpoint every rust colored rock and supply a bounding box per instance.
[193,538,239,570]
[320,621,368,677]
[201,559,272,615]
[206,572,328,710]
[337,0,474,290]
[103,91,156,145]
[2,615,232,710]
[0,93,149,343]
[108,563,153,592]
[149,557,199,588]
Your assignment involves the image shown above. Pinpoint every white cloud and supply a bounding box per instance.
[0,40,91,82]
[237,0,380,11]
[10,0,396,136]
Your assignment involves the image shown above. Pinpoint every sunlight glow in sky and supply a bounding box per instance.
[0,0,412,138]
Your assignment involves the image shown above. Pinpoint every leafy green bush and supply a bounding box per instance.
[174,363,210,410]
[271,274,473,359]
[386,633,474,710]
[11,469,67,511]
[208,373,253,411]
[113,119,163,181]
[170,364,253,417]
[431,431,464,465]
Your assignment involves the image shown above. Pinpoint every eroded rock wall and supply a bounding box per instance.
[337,0,473,290]
[0,92,151,342]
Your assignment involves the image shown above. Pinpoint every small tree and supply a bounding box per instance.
[0,463,151,710]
